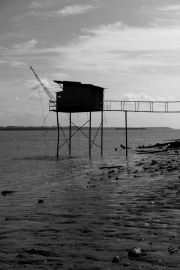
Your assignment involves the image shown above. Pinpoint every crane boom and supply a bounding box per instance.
[29,66,55,102]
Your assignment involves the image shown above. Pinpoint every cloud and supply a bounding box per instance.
[121,93,154,102]
[158,5,180,12]
[11,4,97,25]
[0,59,26,68]
[15,97,20,101]
[30,78,54,91]
[28,78,55,101]
[8,109,16,113]
[29,0,59,9]
[26,110,36,115]
[141,4,180,26]
[12,39,37,50]
[55,5,96,17]
[27,91,41,100]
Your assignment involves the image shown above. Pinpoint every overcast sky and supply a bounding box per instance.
[1,0,180,128]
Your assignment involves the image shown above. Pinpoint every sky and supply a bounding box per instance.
[1,0,180,128]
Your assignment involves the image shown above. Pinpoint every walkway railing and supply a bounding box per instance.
[103,100,180,113]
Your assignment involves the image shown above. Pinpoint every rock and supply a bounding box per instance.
[128,247,147,258]
[1,191,16,196]
[151,160,157,165]
[24,248,56,257]
[168,246,178,254]
[112,256,121,263]
[38,199,44,204]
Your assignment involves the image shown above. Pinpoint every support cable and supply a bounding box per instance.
[91,120,104,149]
[58,119,90,150]
[38,86,51,149]
[58,121,69,148]
[66,114,100,148]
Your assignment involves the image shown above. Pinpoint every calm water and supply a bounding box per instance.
[1,128,180,269]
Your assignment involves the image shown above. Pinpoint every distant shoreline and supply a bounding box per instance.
[0,126,174,131]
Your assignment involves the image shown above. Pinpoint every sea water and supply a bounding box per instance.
[1,128,180,269]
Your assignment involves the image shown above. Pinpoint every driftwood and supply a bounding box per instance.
[136,140,180,154]
[137,140,180,150]
[120,144,131,149]
[99,165,123,169]
[136,149,168,154]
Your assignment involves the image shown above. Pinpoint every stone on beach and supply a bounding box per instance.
[112,256,121,263]
[1,190,16,196]
[128,247,147,258]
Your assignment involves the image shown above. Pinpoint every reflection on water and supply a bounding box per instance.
[1,130,180,269]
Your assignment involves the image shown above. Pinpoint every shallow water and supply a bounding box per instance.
[1,129,180,269]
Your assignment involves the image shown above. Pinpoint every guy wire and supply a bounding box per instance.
[38,83,51,150]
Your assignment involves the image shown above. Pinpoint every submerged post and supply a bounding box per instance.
[69,112,72,156]
[56,111,59,157]
[89,111,92,158]
[101,110,103,156]
[125,111,128,158]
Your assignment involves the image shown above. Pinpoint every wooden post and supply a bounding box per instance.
[69,112,71,156]
[56,111,59,157]
[101,110,103,156]
[89,111,92,158]
[125,111,128,158]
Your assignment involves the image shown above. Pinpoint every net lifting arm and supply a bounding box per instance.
[29,66,55,102]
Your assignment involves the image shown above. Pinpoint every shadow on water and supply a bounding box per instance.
[14,155,80,162]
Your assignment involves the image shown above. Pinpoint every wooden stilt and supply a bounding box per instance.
[101,110,103,156]
[89,111,92,158]
[69,112,71,156]
[125,111,128,158]
[56,111,59,157]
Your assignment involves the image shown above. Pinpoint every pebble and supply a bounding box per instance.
[38,199,44,204]
[128,247,147,258]
[112,256,121,263]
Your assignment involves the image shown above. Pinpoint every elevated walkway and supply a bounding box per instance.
[103,100,180,113]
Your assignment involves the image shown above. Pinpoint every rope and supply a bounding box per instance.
[38,83,51,149]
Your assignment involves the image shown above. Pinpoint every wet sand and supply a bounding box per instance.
[1,152,180,269]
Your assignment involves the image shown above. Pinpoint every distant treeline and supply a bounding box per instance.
[115,128,147,130]
[0,126,172,131]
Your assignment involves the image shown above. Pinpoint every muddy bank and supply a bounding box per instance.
[1,153,180,269]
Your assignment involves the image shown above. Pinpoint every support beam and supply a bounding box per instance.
[56,111,59,158]
[69,112,72,156]
[125,111,128,158]
[89,111,92,158]
[101,110,103,156]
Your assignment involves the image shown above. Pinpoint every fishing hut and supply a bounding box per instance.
[50,80,104,157]
[30,66,180,159]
